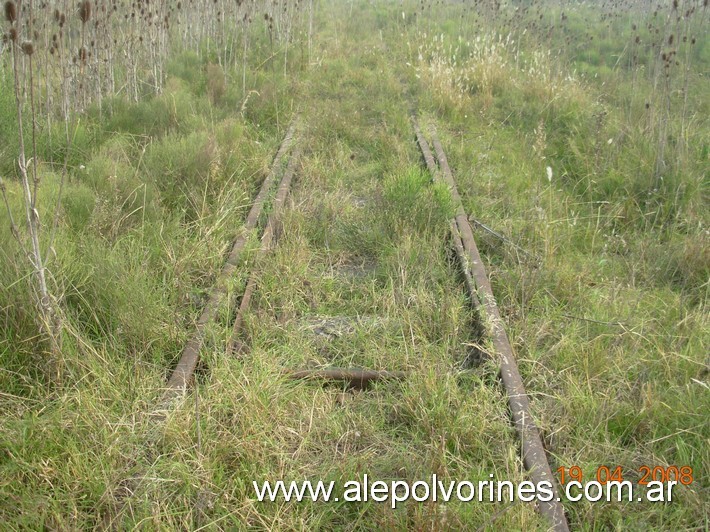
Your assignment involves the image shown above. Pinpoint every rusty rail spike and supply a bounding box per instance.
[285,368,407,389]
[164,119,298,398]
[228,145,302,355]
[415,118,569,532]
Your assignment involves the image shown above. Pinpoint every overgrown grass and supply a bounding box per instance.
[0,27,297,526]
[404,0,708,527]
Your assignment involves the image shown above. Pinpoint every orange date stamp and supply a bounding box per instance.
[557,465,694,486]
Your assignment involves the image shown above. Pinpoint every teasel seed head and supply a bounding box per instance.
[21,40,34,55]
[4,1,16,23]
[79,1,92,24]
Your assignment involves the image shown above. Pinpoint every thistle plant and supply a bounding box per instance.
[2,0,62,373]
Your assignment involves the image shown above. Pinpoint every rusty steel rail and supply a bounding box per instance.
[285,368,407,389]
[414,122,480,311]
[105,122,300,528]
[228,145,302,355]
[164,120,298,397]
[414,119,569,532]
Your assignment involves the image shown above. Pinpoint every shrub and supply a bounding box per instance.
[61,183,95,231]
[142,131,218,218]
[206,63,226,105]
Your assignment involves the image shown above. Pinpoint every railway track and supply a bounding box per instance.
[115,112,569,530]
[163,120,300,401]
[414,119,569,531]
[105,121,302,525]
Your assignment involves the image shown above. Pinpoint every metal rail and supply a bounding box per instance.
[106,121,301,528]
[415,122,481,311]
[228,144,302,355]
[164,120,298,396]
[414,119,569,532]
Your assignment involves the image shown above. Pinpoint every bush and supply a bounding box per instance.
[142,131,218,218]
[103,86,200,138]
[166,50,206,91]
[206,63,226,105]
[62,183,96,231]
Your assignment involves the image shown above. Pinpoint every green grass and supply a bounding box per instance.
[1,0,708,529]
